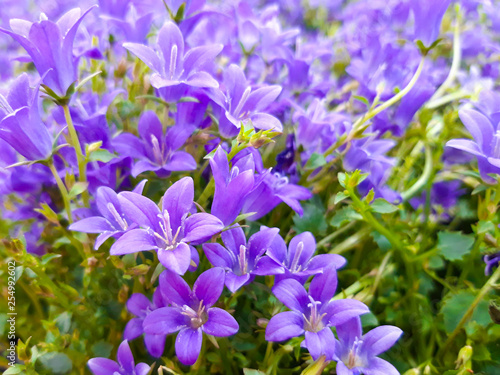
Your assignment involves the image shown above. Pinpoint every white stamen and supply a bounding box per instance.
[107,203,128,230]
[233,86,252,118]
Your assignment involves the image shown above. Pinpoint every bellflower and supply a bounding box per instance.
[265,269,370,360]
[0,6,97,97]
[124,288,168,358]
[68,181,146,250]
[410,0,451,47]
[446,108,500,184]
[143,268,239,366]
[239,149,312,220]
[203,226,283,293]
[344,137,400,203]
[123,21,222,92]
[88,340,150,375]
[208,64,282,137]
[484,252,500,276]
[333,317,402,375]
[110,177,224,275]
[113,110,196,177]
[0,73,52,161]
[209,146,255,225]
[267,232,346,284]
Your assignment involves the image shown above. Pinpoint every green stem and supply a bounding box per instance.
[317,221,356,248]
[353,56,426,130]
[348,188,404,252]
[63,104,89,206]
[30,262,73,310]
[428,5,462,103]
[48,161,73,223]
[439,265,500,357]
[197,178,215,207]
[401,145,434,201]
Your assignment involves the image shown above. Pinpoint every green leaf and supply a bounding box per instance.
[437,232,474,261]
[338,172,346,188]
[330,207,362,228]
[441,290,491,333]
[68,182,89,199]
[91,341,113,358]
[55,312,72,334]
[233,212,257,223]
[203,148,218,160]
[243,369,266,375]
[39,352,72,374]
[334,191,349,204]
[304,153,326,170]
[370,198,399,214]
[34,203,60,224]
[41,254,62,265]
[88,149,116,163]
[4,365,25,374]
[293,198,328,236]
[477,220,495,234]
[353,95,370,107]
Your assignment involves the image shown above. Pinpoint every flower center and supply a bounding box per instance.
[150,134,167,165]
[153,210,182,250]
[107,203,128,231]
[302,296,326,332]
[181,300,208,329]
[238,244,249,275]
[289,241,304,272]
[271,172,289,191]
[345,338,365,369]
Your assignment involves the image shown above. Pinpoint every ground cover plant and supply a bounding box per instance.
[1,0,500,374]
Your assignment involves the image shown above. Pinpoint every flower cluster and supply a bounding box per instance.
[2,0,500,374]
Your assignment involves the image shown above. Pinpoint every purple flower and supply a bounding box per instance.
[124,288,168,358]
[267,231,346,284]
[0,6,97,97]
[343,137,400,203]
[333,317,402,375]
[68,181,146,249]
[123,21,222,92]
[484,252,500,276]
[410,0,451,47]
[143,268,239,366]
[101,2,154,43]
[203,226,283,292]
[110,177,224,275]
[209,146,255,225]
[446,108,500,184]
[208,64,282,137]
[265,269,370,360]
[241,168,312,221]
[0,73,52,161]
[113,110,196,177]
[88,340,150,375]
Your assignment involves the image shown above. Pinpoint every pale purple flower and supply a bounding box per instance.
[68,181,146,250]
[110,177,223,275]
[123,289,168,358]
[208,64,282,137]
[209,146,255,225]
[484,252,500,276]
[113,110,196,177]
[410,0,451,47]
[123,21,222,92]
[203,226,283,293]
[143,268,239,366]
[88,340,150,375]
[265,269,370,360]
[446,108,500,184]
[267,232,346,284]
[0,6,97,97]
[333,317,402,375]
[0,73,52,161]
